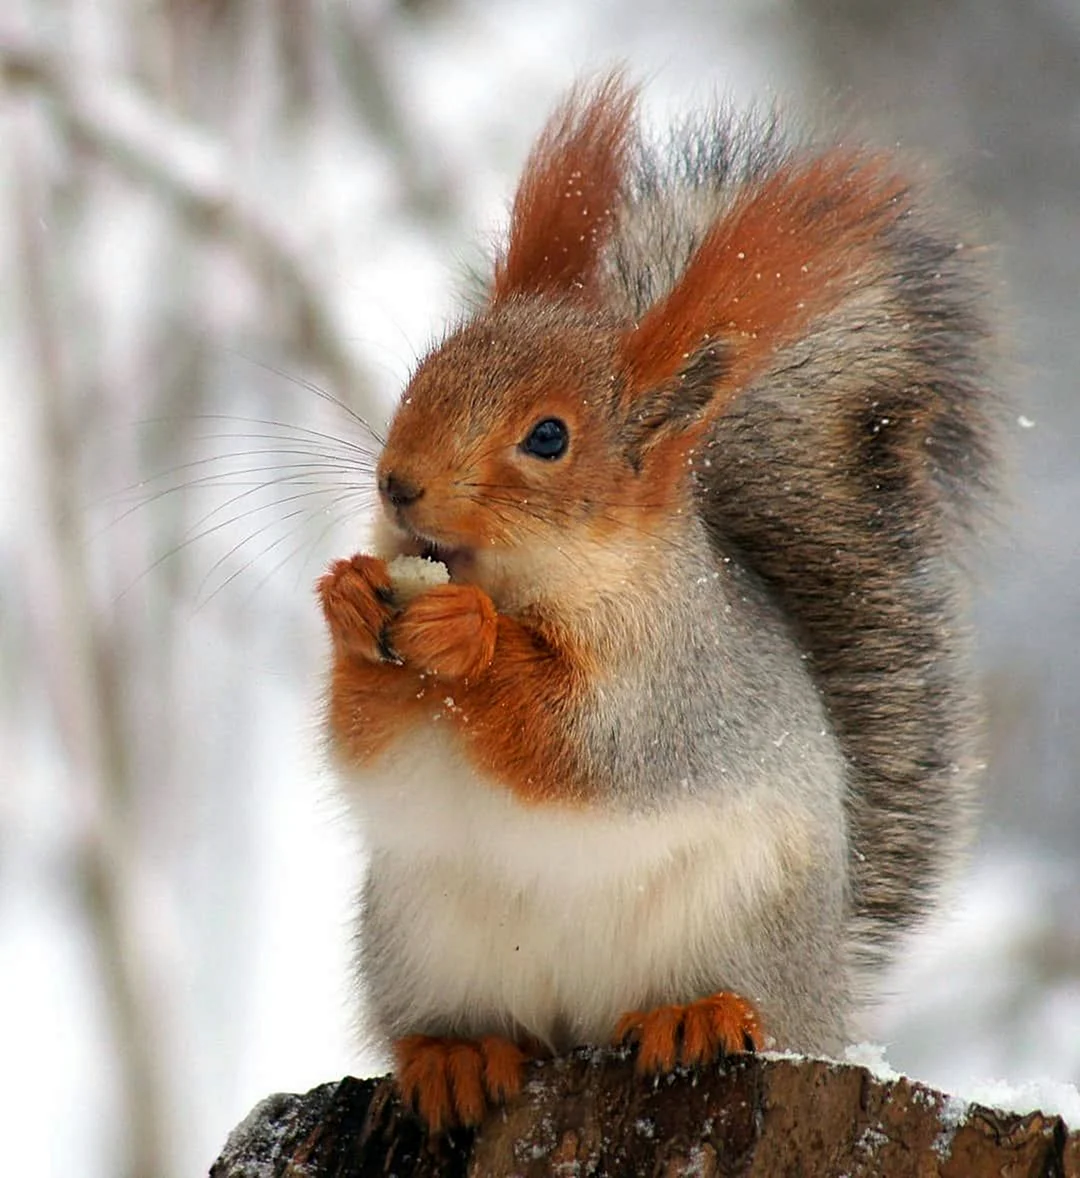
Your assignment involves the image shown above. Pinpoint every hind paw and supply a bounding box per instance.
[394,1034,526,1132]
[614,991,763,1073]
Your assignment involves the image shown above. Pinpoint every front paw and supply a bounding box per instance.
[317,554,396,663]
[390,583,497,680]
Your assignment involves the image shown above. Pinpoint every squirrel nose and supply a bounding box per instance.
[379,471,424,510]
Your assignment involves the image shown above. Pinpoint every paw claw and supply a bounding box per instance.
[394,1034,526,1133]
[613,992,762,1075]
[376,622,403,664]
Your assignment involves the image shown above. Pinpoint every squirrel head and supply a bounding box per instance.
[374,75,909,608]
[375,295,725,604]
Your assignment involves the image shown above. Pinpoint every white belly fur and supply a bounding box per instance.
[347,725,819,1048]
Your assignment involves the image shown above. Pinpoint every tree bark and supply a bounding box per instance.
[211,1050,1080,1177]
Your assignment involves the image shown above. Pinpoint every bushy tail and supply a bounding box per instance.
[615,107,997,962]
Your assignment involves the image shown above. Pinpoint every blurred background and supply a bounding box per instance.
[1,1,1078,1175]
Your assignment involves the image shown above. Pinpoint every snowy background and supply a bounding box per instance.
[1,2,1078,1176]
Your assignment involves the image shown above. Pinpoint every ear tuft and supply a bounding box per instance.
[619,150,910,402]
[493,73,637,305]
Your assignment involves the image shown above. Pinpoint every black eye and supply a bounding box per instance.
[522,417,569,460]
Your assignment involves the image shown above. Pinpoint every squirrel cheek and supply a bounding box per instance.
[390,584,498,681]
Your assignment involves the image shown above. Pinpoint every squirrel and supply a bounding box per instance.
[317,75,996,1132]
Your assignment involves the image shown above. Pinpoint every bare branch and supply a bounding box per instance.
[1,34,381,423]
[10,126,170,1178]
[327,5,465,228]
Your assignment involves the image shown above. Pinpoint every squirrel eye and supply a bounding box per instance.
[522,417,569,460]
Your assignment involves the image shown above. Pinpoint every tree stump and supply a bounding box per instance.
[211,1049,1080,1177]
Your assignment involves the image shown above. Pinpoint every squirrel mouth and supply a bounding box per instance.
[414,537,474,582]
[389,517,476,581]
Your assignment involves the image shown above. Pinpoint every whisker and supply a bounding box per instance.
[104,449,373,506]
[474,497,592,583]
[99,461,369,534]
[225,351,389,446]
[460,480,701,562]
[462,480,671,515]
[135,412,380,459]
[288,490,376,593]
[194,487,375,610]
[114,483,374,602]
[184,474,375,538]
[197,510,322,611]
[195,504,315,601]
[237,492,371,609]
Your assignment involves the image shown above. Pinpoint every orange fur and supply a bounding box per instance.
[448,611,597,804]
[620,152,909,398]
[324,657,428,765]
[390,583,498,680]
[493,74,636,305]
[318,557,430,763]
[394,1034,528,1132]
[317,555,396,664]
[321,558,597,801]
[615,992,764,1073]
[331,97,915,790]
[370,312,627,563]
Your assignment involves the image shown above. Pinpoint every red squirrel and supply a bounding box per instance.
[317,76,995,1132]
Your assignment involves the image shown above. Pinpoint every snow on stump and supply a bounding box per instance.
[210,1049,1080,1177]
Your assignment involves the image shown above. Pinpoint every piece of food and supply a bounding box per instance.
[387,554,450,603]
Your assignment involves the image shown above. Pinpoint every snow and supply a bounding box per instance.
[864,851,1080,1095]
[842,1042,1080,1130]
[951,1078,1080,1127]
[843,1042,902,1083]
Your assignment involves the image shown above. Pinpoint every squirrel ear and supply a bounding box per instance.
[492,74,637,305]
[619,342,731,469]
[618,150,909,402]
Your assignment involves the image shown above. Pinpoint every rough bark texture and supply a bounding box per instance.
[211,1050,1080,1177]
